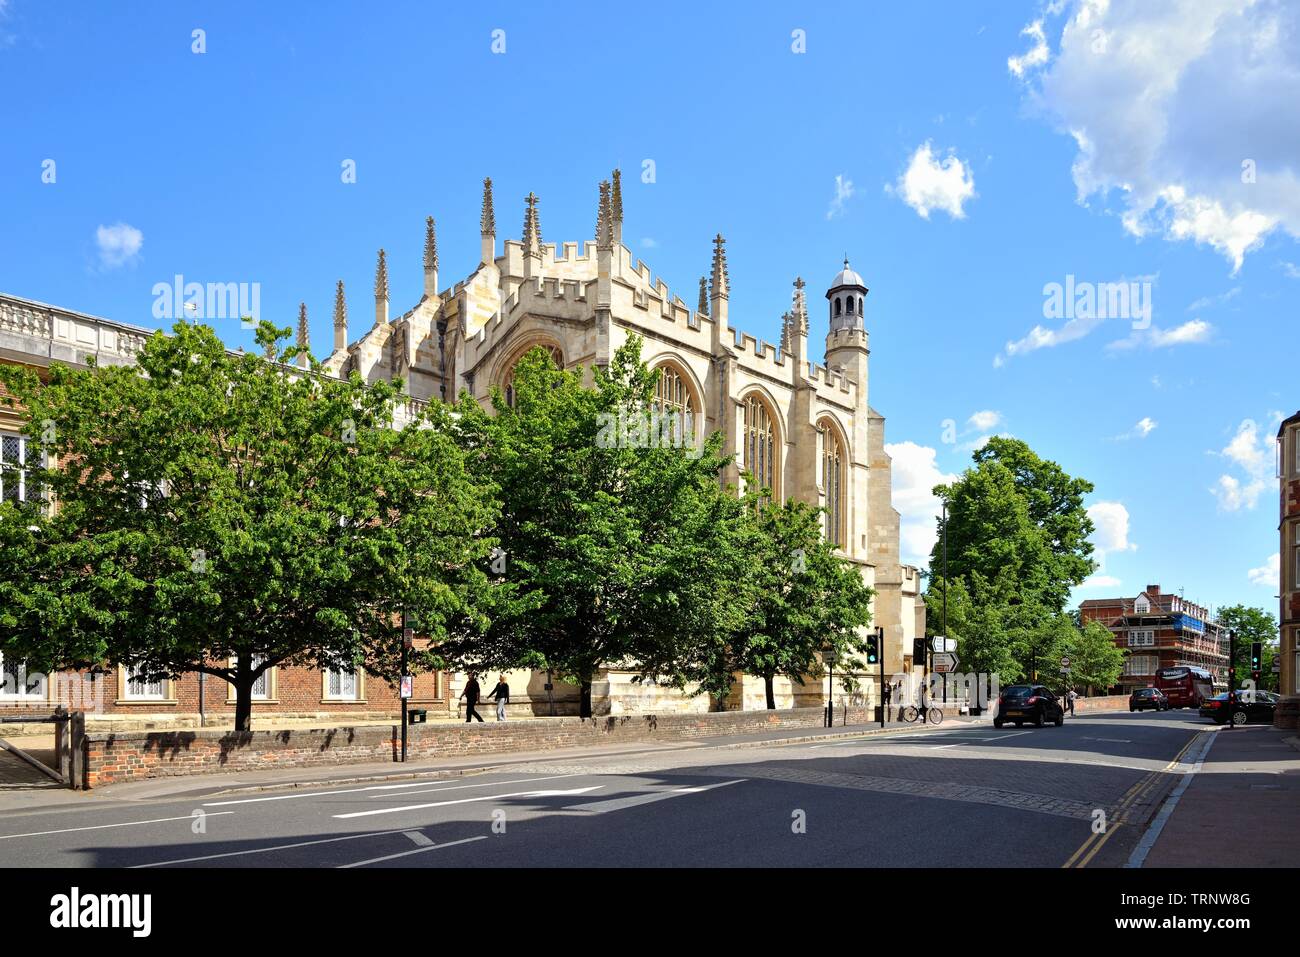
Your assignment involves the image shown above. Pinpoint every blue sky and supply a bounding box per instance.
[1,0,1295,618]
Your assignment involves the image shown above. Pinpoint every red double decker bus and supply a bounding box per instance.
[1155,665,1214,708]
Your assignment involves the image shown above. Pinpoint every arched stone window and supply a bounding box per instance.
[743,393,779,501]
[846,296,854,315]
[503,343,562,407]
[858,296,864,314]
[652,360,698,447]
[819,418,846,547]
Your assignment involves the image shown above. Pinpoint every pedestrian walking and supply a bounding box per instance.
[460,672,484,723]
[487,674,510,721]
[1067,689,1078,716]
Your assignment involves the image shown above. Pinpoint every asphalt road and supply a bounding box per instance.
[0,710,1214,868]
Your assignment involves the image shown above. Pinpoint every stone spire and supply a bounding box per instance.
[610,168,623,245]
[333,280,348,352]
[792,276,809,335]
[480,177,496,265]
[780,311,794,356]
[708,233,729,341]
[374,249,389,328]
[697,277,709,318]
[296,302,310,368]
[522,192,542,259]
[596,180,613,250]
[709,233,729,301]
[423,216,439,298]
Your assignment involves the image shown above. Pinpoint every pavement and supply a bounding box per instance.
[2,709,1287,868]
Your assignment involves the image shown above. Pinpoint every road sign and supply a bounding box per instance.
[1060,656,1071,669]
[933,652,959,673]
[933,636,955,653]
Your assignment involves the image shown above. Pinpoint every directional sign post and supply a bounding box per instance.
[1060,656,1071,673]
[933,652,959,674]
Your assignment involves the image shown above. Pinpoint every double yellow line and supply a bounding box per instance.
[1061,732,1205,868]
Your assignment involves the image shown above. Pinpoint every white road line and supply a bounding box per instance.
[1083,737,1133,743]
[365,774,579,800]
[340,835,487,868]
[403,830,434,847]
[1125,730,1218,869]
[203,772,581,807]
[334,785,603,820]
[0,811,235,842]
[131,828,405,867]
[564,779,744,814]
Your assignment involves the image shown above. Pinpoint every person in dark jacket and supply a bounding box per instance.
[460,673,484,723]
[487,674,510,721]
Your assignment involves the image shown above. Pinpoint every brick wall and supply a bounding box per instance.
[1071,694,1131,713]
[81,705,880,788]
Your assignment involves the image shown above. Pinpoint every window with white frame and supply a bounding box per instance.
[232,655,271,700]
[1293,522,1300,592]
[1124,655,1157,676]
[0,431,38,504]
[1293,428,1300,477]
[122,665,166,700]
[0,652,46,700]
[1133,595,1151,613]
[1128,629,1155,648]
[325,667,361,701]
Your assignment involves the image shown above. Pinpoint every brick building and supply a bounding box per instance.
[1080,584,1228,695]
[1279,410,1300,698]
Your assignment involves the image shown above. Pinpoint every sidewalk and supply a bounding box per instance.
[1143,724,1300,867]
[0,716,976,811]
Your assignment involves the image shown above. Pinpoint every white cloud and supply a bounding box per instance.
[1281,261,1300,279]
[892,142,976,220]
[1211,417,1277,511]
[1115,416,1158,440]
[1248,552,1280,588]
[886,440,958,568]
[967,410,1003,431]
[1008,19,1050,77]
[1186,287,1239,312]
[639,237,658,248]
[1088,501,1137,555]
[95,223,143,269]
[994,313,1104,366]
[1079,574,1123,589]
[1010,0,1300,273]
[827,174,855,220]
[1107,318,1213,351]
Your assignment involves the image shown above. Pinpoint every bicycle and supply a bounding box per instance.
[901,704,944,725]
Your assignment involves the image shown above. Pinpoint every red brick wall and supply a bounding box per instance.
[81,706,877,788]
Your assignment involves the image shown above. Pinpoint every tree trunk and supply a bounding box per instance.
[579,678,593,719]
[233,658,253,732]
[765,674,776,710]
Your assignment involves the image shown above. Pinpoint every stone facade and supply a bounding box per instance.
[1279,411,1300,699]
[0,172,923,722]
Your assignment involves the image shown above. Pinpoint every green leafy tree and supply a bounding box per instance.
[707,495,875,710]
[1218,604,1280,691]
[926,570,1024,683]
[440,336,741,717]
[1063,619,1127,694]
[0,321,500,730]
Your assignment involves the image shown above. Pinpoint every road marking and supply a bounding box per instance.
[0,811,235,842]
[1077,822,1122,868]
[333,786,603,820]
[365,774,579,800]
[340,835,487,868]
[132,828,406,867]
[1125,730,1218,869]
[202,773,579,807]
[1082,737,1132,743]
[1061,730,1204,868]
[564,779,744,814]
[403,830,434,846]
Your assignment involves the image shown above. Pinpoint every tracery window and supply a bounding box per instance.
[820,420,845,547]
[743,393,778,501]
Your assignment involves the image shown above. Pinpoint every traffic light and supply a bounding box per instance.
[865,628,881,666]
[912,636,930,664]
[1250,641,1262,680]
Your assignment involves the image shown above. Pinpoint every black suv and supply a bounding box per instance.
[1129,688,1169,712]
[994,685,1064,728]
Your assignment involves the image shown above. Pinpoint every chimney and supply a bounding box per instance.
[1146,584,1161,596]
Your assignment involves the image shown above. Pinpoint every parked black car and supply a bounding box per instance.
[1129,688,1170,712]
[1199,690,1279,725]
[994,684,1064,728]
